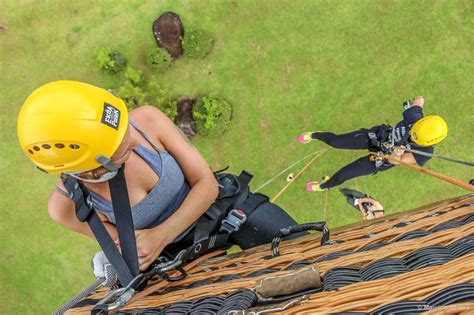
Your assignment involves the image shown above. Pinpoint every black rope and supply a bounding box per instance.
[371,283,474,314]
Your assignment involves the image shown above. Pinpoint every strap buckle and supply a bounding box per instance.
[381,142,394,153]
[220,209,247,234]
[370,153,385,169]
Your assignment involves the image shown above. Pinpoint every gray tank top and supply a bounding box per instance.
[88,120,190,230]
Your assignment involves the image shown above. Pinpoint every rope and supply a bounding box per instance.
[271,148,329,203]
[376,153,474,192]
[254,149,327,192]
[352,151,361,192]
[402,146,474,167]
[53,278,104,315]
[323,190,329,221]
[362,176,369,197]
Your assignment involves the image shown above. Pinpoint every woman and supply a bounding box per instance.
[18,80,300,275]
[297,96,448,191]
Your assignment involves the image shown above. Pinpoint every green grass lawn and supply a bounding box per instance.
[1,0,473,313]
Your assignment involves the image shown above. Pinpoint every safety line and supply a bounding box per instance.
[402,146,474,167]
[255,149,328,193]
[323,190,329,221]
[271,148,329,203]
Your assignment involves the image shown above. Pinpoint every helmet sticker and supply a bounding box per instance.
[101,102,121,130]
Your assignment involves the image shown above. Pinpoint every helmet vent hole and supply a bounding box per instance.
[42,144,51,149]
[33,146,40,151]
[55,143,65,149]
[70,144,80,150]
[28,149,34,155]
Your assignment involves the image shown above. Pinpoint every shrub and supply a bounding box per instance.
[93,47,127,74]
[192,96,232,137]
[147,79,177,121]
[116,76,177,120]
[146,47,172,71]
[116,81,146,110]
[124,67,144,87]
[182,29,214,59]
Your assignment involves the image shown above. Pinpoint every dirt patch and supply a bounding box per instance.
[0,25,6,33]
[152,12,184,58]
[175,98,197,139]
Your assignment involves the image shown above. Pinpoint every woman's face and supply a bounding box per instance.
[76,124,139,181]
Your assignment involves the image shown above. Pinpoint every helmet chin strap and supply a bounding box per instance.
[96,154,121,172]
[64,155,122,184]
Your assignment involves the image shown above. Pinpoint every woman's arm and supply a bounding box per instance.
[154,106,218,240]
[387,147,417,165]
[132,106,218,269]
[48,184,119,240]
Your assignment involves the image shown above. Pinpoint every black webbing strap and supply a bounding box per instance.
[108,166,140,279]
[189,170,264,259]
[61,168,139,286]
[193,171,255,243]
[181,234,231,262]
[271,222,329,257]
[237,170,253,189]
[193,202,228,242]
[236,192,268,216]
[86,210,136,286]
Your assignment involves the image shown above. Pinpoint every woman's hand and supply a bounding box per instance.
[358,197,384,219]
[135,226,172,271]
[115,225,172,271]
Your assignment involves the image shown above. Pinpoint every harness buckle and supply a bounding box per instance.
[220,209,247,234]
[370,153,385,169]
[381,142,394,154]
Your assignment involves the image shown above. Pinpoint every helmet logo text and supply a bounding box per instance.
[101,103,121,130]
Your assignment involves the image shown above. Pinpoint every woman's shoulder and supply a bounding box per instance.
[129,105,176,150]
[130,105,166,122]
[130,105,163,134]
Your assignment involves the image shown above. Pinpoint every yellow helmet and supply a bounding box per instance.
[410,115,448,146]
[17,80,128,174]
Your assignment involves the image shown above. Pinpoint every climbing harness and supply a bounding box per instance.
[367,124,396,154]
[61,168,273,314]
[220,209,247,234]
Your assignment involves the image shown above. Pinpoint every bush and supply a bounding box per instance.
[192,96,232,137]
[182,29,214,59]
[93,47,127,74]
[124,67,144,87]
[116,81,146,110]
[146,48,172,71]
[116,76,177,120]
[147,79,177,121]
